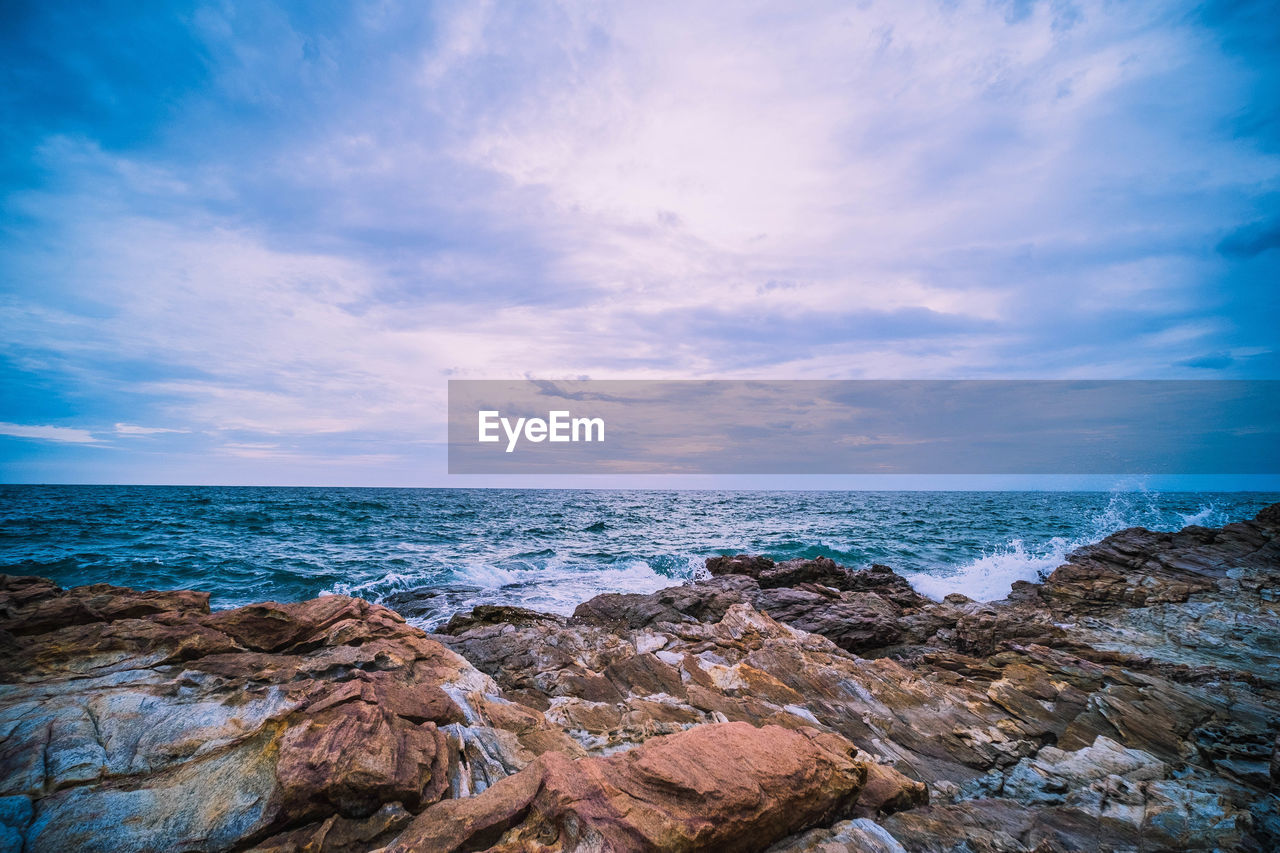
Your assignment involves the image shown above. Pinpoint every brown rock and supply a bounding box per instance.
[853,761,929,818]
[384,722,868,853]
[0,581,576,853]
[6,502,1280,852]
[0,574,210,638]
[881,798,1138,852]
[706,553,776,578]
[276,700,450,817]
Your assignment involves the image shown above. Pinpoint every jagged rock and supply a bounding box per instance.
[572,575,758,629]
[440,599,1047,782]
[252,802,413,852]
[1044,513,1280,612]
[705,553,776,578]
[0,575,211,637]
[881,797,1137,852]
[754,586,906,652]
[381,722,869,852]
[436,504,1280,851]
[765,818,908,853]
[854,761,929,817]
[0,584,574,853]
[756,556,851,589]
[3,502,1278,852]
[438,604,565,634]
[699,557,941,653]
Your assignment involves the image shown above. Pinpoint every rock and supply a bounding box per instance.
[382,721,869,852]
[0,582,577,853]
[756,556,851,589]
[0,575,210,638]
[4,502,1279,852]
[993,736,1169,805]
[572,575,758,629]
[854,761,929,817]
[754,586,906,653]
[881,797,1136,852]
[765,818,908,853]
[706,553,776,578]
[438,604,564,634]
[252,802,413,852]
[435,504,1280,851]
[1044,506,1280,613]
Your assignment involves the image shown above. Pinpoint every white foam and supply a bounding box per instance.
[909,536,1072,602]
[1178,504,1225,528]
[909,492,1223,603]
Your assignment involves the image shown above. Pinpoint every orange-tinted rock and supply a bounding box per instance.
[854,761,929,818]
[0,574,210,637]
[4,502,1279,852]
[0,582,576,853]
[385,722,868,853]
[276,700,450,817]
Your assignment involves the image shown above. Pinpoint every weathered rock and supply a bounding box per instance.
[705,553,775,579]
[438,604,565,634]
[572,575,759,630]
[435,503,1280,851]
[765,818,908,853]
[3,502,1278,852]
[382,721,869,853]
[0,583,574,853]
[754,586,906,652]
[1044,512,1280,614]
[881,797,1137,852]
[0,575,211,637]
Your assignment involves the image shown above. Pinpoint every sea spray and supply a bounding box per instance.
[1,485,1273,619]
[906,489,1231,602]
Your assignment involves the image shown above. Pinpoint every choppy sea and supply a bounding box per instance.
[1,486,1275,628]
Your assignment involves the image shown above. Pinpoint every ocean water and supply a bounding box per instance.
[1,486,1275,628]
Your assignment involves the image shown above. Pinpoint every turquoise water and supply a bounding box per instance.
[1,486,1275,626]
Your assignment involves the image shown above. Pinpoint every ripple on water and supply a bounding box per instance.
[0,486,1274,623]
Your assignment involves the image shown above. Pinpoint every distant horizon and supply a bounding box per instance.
[5,479,1280,494]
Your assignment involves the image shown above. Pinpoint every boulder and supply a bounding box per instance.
[0,582,574,853]
[4,502,1279,852]
[382,722,869,853]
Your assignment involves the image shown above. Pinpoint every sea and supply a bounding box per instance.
[1,486,1275,628]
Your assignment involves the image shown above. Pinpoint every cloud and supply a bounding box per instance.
[1177,353,1236,370]
[0,0,1278,483]
[219,442,399,465]
[0,422,101,444]
[114,423,188,436]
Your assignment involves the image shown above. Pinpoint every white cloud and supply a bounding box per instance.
[114,423,189,436]
[0,422,102,444]
[2,0,1276,482]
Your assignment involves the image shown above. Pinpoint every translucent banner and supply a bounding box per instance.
[447,380,1279,474]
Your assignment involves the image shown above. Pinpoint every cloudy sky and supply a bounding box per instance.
[1,0,1277,486]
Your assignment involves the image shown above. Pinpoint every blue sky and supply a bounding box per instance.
[1,0,1277,487]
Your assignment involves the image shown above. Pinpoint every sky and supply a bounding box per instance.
[1,0,1277,487]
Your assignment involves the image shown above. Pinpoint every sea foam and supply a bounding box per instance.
[907,492,1226,602]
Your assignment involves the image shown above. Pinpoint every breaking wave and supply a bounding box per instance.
[907,490,1230,602]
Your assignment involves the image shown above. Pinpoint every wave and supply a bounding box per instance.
[325,553,705,629]
[909,536,1073,602]
[8,485,1272,620]
[907,491,1223,603]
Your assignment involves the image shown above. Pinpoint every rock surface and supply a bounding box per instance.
[0,580,579,852]
[1,503,1277,852]
[383,722,869,853]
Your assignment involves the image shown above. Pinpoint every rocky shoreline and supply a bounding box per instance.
[1,504,1277,852]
